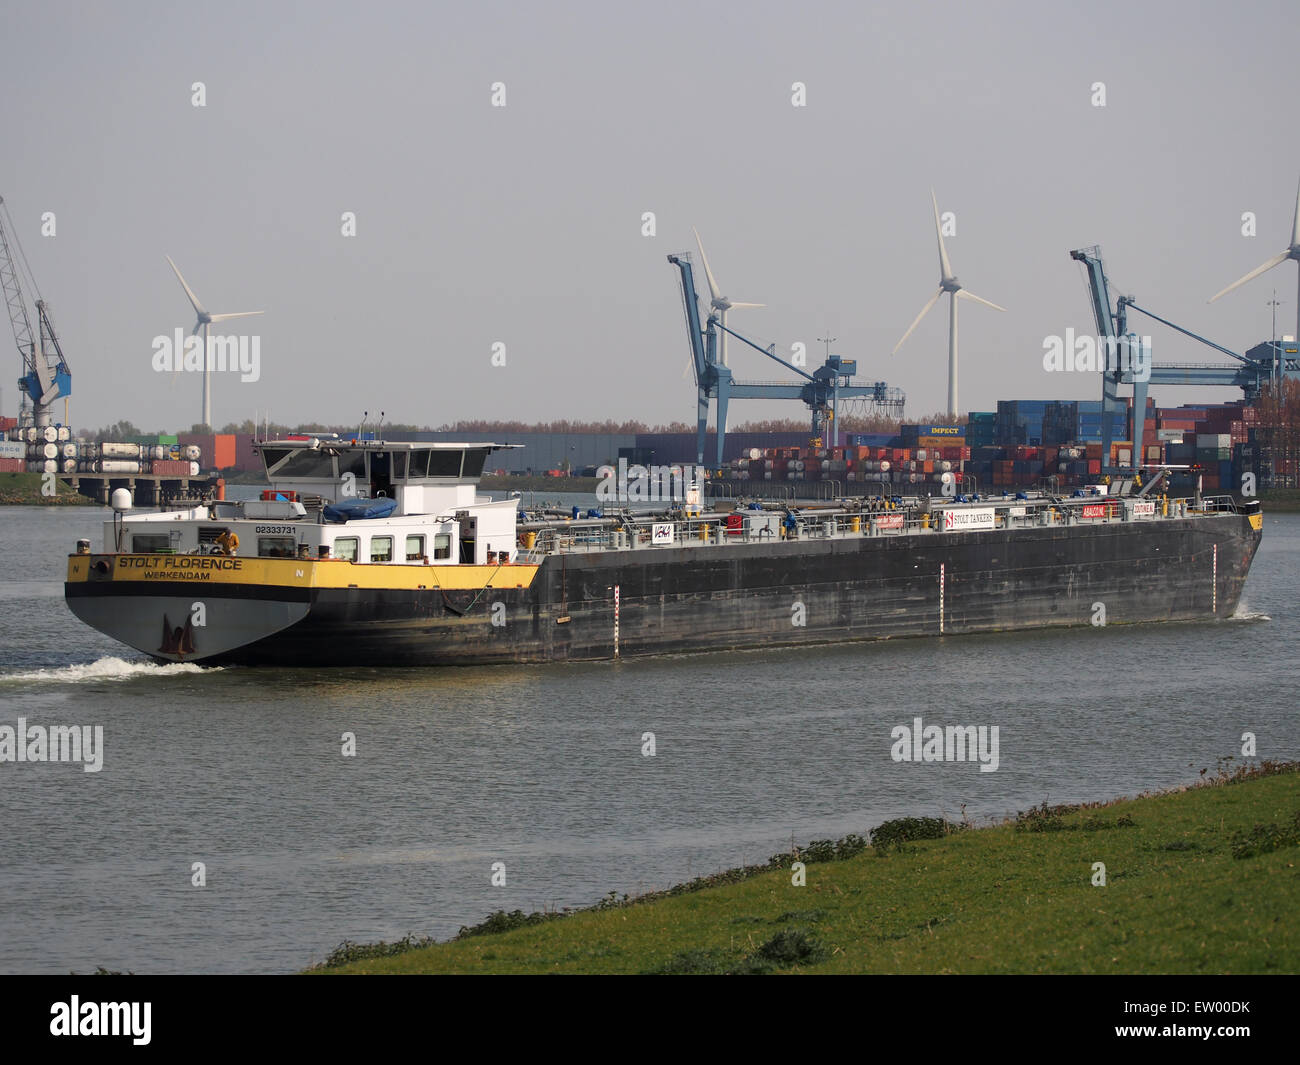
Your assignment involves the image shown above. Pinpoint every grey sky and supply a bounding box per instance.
[2,0,1298,431]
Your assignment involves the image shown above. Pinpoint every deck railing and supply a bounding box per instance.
[516,494,1244,558]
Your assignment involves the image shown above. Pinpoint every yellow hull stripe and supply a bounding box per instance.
[67,554,540,591]
[1248,512,1263,531]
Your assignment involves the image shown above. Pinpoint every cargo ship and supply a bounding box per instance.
[63,436,1263,666]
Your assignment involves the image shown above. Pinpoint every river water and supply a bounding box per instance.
[0,502,1293,973]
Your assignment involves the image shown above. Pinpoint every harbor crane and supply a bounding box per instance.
[668,252,904,470]
[0,196,71,428]
[1071,246,1294,472]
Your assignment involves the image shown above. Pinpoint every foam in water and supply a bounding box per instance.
[0,656,220,684]
[1230,598,1271,622]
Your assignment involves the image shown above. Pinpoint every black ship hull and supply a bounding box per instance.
[77,510,1257,668]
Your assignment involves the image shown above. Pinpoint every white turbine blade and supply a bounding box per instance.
[728,301,764,310]
[208,311,264,321]
[692,227,722,302]
[1292,174,1300,248]
[1209,250,1290,302]
[165,255,207,317]
[892,289,943,354]
[956,289,1007,313]
[931,189,953,280]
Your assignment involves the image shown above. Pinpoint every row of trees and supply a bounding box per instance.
[83,411,968,442]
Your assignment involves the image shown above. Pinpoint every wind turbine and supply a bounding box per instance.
[693,228,763,370]
[1209,175,1300,346]
[892,190,1005,418]
[165,255,263,429]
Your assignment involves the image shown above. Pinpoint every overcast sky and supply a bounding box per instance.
[2,0,1298,432]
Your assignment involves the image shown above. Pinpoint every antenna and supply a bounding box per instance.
[818,334,837,360]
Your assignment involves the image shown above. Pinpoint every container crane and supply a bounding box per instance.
[1070,246,1288,471]
[0,196,71,428]
[668,252,904,469]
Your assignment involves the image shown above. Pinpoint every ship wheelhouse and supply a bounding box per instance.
[97,439,522,567]
[250,439,521,566]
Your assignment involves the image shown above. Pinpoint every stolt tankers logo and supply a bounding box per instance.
[942,508,994,531]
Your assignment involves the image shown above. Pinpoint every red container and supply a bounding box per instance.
[151,459,193,475]
[0,457,23,473]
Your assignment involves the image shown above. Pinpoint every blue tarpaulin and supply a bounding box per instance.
[322,497,398,523]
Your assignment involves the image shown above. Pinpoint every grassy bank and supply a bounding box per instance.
[0,472,97,505]
[1259,489,1300,513]
[309,762,1300,974]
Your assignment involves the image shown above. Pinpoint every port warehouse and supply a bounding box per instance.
[2,392,1291,495]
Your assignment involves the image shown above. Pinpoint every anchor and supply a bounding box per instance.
[159,613,196,657]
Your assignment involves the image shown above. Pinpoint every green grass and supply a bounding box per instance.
[0,472,96,505]
[1258,489,1300,513]
[308,762,1300,974]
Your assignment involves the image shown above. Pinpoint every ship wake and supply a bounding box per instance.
[0,656,221,685]
[1230,599,1271,622]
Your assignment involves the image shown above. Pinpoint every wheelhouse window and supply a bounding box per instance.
[405,535,425,561]
[334,537,358,562]
[338,451,366,481]
[370,536,393,563]
[462,448,490,478]
[428,450,461,477]
[132,533,171,553]
[258,536,298,558]
[262,447,335,479]
[433,533,452,560]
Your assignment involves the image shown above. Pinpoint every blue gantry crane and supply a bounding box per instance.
[668,252,904,470]
[0,196,71,428]
[1071,246,1292,471]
